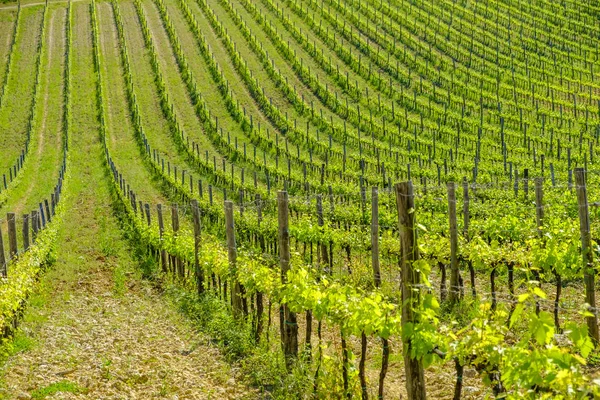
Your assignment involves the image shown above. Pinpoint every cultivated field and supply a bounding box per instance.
[0,0,599,398]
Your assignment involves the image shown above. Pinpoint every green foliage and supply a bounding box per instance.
[86,0,600,397]
[0,207,62,335]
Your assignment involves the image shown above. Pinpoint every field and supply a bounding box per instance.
[0,0,599,398]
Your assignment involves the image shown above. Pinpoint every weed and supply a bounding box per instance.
[30,380,85,399]
[112,263,126,295]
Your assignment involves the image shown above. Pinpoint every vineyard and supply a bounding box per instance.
[0,0,599,398]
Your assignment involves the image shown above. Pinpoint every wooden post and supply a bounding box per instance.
[0,224,6,278]
[462,178,469,239]
[448,182,459,304]
[31,211,38,244]
[171,204,181,278]
[395,182,426,400]
[523,168,529,199]
[365,186,382,400]
[44,200,51,224]
[225,200,242,317]
[371,186,381,287]
[7,213,17,260]
[22,214,29,251]
[144,203,151,226]
[575,168,600,345]
[316,195,329,272]
[254,193,264,342]
[192,200,203,294]
[278,191,298,364]
[535,178,544,235]
[39,203,46,228]
[568,170,573,191]
[462,178,476,297]
[157,204,167,273]
[533,177,545,315]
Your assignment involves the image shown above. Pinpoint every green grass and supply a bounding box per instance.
[0,5,66,217]
[165,0,272,144]
[186,0,318,146]
[0,6,44,172]
[117,0,226,215]
[239,0,393,129]
[0,11,16,102]
[150,0,272,188]
[142,0,216,157]
[0,331,36,364]
[120,1,198,175]
[30,380,86,399]
[96,1,170,209]
[168,287,316,399]
[162,0,327,190]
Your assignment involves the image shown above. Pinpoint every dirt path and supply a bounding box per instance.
[0,237,252,399]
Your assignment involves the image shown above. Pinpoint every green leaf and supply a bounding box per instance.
[533,287,547,299]
[567,323,594,359]
[510,303,524,329]
[529,312,554,345]
[402,322,414,341]
[517,293,530,303]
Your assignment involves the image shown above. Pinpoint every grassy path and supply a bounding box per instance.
[96,1,169,209]
[0,10,17,105]
[0,2,255,398]
[0,5,44,173]
[0,4,66,216]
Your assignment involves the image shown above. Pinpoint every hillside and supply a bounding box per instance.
[0,0,599,398]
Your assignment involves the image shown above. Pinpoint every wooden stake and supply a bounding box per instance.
[0,224,6,278]
[462,177,469,240]
[31,211,38,244]
[192,200,203,294]
[278,191,298,365]
[171,204,181,278]
[144,203,151,226]
[157,204,167,273]
[7,213,17,260]
[225,200,242,317]
[448,182,459,304]
[535,178,544,235]
[395,182,426,400]
[316,195,329,272]
[22,214,29,251]
[523,168,529,199]
[371,186,381,287]
[575,168,600,345]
